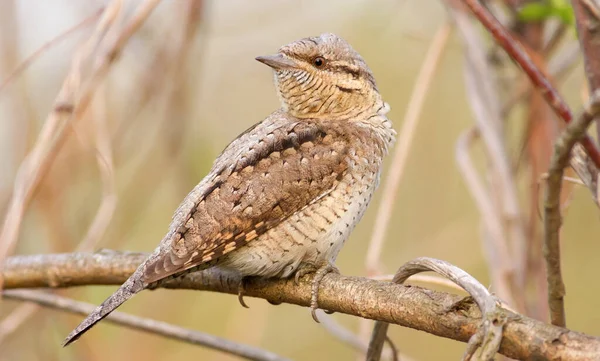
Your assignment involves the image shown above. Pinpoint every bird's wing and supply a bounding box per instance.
[142,113,348,284]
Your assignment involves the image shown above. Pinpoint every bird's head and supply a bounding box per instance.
[256,33,385,121]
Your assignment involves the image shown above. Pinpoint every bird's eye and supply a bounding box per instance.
[313,56,325,68]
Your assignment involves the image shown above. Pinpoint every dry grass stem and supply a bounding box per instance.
[0,0,162,291]
[77,86,117,251]
[365,23,452,275]
[0,303,39,342]
[455,128,515,307]
[359,23,452,357]
[452,7,526,312]
[0,8,103,95]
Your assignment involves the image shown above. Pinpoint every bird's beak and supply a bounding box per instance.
[255,54,297,70]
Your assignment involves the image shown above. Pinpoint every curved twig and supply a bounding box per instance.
[544,91,600,327]
[366,258,505,361]
[3,289,289,361]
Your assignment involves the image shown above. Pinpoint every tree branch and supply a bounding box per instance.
[572,0,600,142]
[3,251,600,360]
[544,91,600,327]
[2,289,288,361]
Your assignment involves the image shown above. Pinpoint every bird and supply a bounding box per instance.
[63,32,395,346]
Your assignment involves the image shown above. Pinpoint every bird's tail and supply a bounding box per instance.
[62,270,145,346]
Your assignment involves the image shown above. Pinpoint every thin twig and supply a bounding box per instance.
[3,289,289,361]
[461,0,600,167]
[544,91,600,327]
[317,311,414,361]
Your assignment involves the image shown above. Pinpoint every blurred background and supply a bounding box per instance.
[1,0,599,360]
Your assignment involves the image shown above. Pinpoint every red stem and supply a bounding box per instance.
[462,0,600,168]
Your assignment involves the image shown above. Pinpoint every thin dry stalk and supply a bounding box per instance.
[452,8,523,311]
[0,86,119,345]
[0,0,161,290]
[0,303,38,341]
[365,23,452,275]
[3,290,290,361]
[0,8,103,94]
[358,24,452,357]
[455,128,515,307]
[77,85,117,251]
[0,90,117,344]
[543,91,600,327]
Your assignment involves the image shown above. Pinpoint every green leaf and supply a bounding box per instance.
[518,3,554,22]
[518,1,574,25]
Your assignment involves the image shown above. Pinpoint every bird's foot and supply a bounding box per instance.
[237,277,250,308]
[293,261,339,322]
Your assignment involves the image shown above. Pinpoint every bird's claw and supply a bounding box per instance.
[309,262,339,323]
[294,265,317,285]
[237,277,250,308]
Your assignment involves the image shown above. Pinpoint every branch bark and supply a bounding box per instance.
[572,0,600,142]
[3,251,600,361]
[544,91,600,328]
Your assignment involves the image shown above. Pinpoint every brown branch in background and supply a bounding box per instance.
[3,290,289,361]
[461,0,600,168]
[3,251,600,360]
[572,0,600,142]
[544,91,600,327]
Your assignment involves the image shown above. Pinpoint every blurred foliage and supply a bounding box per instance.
[518,0,574,25]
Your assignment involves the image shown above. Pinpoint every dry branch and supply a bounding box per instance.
[573,0,600,141]
[3,289,289,361]
[544,91,600,327]
[460,0,600,168]
[3,251,600,361]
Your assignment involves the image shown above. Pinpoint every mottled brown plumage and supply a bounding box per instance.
[63,33,395,346]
